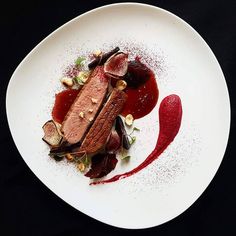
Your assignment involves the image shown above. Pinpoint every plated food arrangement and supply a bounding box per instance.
[42,47,182,184]
[6,2,230,229]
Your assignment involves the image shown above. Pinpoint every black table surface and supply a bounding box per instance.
[1,0,235,235]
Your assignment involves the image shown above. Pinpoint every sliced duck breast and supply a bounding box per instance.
[61,66,109,144]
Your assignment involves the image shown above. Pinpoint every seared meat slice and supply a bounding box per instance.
[79,88,127,154]
[61,66,109,144]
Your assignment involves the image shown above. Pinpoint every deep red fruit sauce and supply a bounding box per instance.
[91,94,182,185]
[52,89,80,124]
[121,59,159,119]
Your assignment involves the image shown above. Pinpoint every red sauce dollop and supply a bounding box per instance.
[52,89,80,124]
[91,94,182,185]
[121,60,159,119]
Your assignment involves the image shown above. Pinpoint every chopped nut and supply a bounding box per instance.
[93,49,102,57]
[125,114,134,126]
[88,109,93,113]
[65,153,74,162]
[77,162,85,172]
[116,80,127,91]
[79,111,85,118]
[60,77,74,87]
[89,117,93,122]
[91,98,98,104]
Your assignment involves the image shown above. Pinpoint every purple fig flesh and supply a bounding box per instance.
[104,53,128,77]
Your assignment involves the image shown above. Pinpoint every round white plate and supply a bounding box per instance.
[6,3,230,229]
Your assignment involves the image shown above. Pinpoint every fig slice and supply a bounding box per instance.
[88,47,120,69]
[42,120,63,147]
[104,52,128,77]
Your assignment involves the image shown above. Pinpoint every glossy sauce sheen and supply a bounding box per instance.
[52,89,80,124]
[91,94,182,185]
[121,61,158,119]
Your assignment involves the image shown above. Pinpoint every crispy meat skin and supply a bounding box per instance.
[79,88,127,154]
[61,66,108,144]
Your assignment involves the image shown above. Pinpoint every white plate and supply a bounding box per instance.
[6,3,230,229]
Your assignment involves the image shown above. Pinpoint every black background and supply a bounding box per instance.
[1,0,236,235]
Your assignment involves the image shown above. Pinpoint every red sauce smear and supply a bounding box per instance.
[121,60,159,119]
[52,89,80,124]
[91,94,182,185]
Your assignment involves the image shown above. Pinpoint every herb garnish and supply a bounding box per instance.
[75,57,85,66]
[133,127,140,132]
[74,76,85,85]
[121,127,140,160]
[129,136,136,145]
[121,155,131,160]
[128,127,140,145]
[74,71,90,86]
[74,152,90,167]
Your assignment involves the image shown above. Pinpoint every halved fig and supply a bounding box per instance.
[104,52,128,77]
[105,130,121,154]
[88,47,120,69]
[42,120,63,147]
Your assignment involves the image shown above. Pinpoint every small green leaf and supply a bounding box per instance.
[75,57,85,66]
[83,155,91,167]
[74,76,84,85]
[74,71,90,86]
[76,153,90,167]
[129,136,136,145]
[128,126,140,136]
[133,127,140,132]
[121,155,131,160]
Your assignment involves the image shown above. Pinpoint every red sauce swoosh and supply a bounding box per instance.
[91,94,182,185]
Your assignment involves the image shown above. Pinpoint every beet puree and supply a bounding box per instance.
[91,94,182,185]
[52,89,80,124]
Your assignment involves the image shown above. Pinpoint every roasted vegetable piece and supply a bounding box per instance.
[42,120,63,147]
[105,130,121,154]
[49,142,81,156]
[85,153,118,179]
[115,116,131,150]
[124,60,151,88]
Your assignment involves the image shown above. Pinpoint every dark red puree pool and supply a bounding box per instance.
[121,59,159,119]
[91,94,182,185]
[52,89,80,124]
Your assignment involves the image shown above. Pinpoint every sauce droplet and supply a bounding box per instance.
[90,94,182,185]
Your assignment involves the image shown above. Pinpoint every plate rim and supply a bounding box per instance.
[5,2,231,229]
